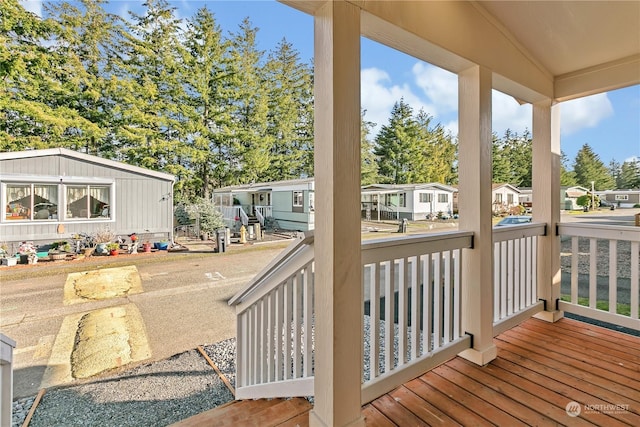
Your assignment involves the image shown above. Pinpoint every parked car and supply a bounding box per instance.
[598,199,616,210]
[495,215,532,226]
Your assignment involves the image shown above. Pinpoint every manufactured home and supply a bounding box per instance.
[1,149,175,247]
[213,178,315,232]
[597,189,640,208]
[361,183,456,221]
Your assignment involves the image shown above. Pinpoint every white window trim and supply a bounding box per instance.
[1,175,115,224]
[293,191,304,207]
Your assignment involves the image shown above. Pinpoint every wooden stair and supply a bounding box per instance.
[170,397,312,427]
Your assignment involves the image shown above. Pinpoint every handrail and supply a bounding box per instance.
[492,222,546,243]
[229,231,313,307]
[239,206,249,227]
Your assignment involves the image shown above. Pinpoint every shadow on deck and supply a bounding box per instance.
[172,317,640,426]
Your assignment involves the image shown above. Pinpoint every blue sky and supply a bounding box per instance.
[22,0,640,167]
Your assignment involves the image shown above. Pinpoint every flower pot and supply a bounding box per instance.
[154,242,169,250]
[1,257,17,266]
[110,249,118,256]
[19,254,29,264]
[142,243,152,253]
[96,243,108,255]
[50,252,67,261]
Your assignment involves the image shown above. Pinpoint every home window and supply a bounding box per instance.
[5,183,59,221]
[615,194,629,201]
[507,194,514,204]
[494,193,503,203]
[66,185,111,220]
[419,193,433,203]
[438,193,448,203]
[293,191,304,207]
[399,193,406,207]
[309,192,314,211]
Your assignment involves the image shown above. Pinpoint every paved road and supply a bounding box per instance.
[0,241,290,399]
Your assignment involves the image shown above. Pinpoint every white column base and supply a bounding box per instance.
[458,344,497,366]
[309,410,365,427]
[534,310,564,323]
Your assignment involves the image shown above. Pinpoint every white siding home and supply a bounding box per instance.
[562,186,589,210]
[491,183,521,214]
[361,183,456,221]
[1,148,175,247]
[213,178,315,231]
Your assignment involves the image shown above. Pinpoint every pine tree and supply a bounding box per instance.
[0,0,100,149]
[374,100,423,184]
[225,18,270,185]
[619,159,640,189]
[573,143,615,190]
[46,0,122,155]
[415,110,456,184]
[264,38,314,180]
[361,110,378,185]
[181,7,234,198]
[112,0,189,179]
[560,151,578,186]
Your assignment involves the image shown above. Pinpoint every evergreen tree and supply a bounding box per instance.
[0,0,100,149]
[46,0,122,156]
[264,38,314,180]
[492,133,511,184]
[619,159,640,189]
[374,100,423,184]
[182,7,234,198]
[360,110,378,185]
[112,0,190,180]
[573,143,615,190]
[560,151,577,186]
[414,110,456,184]
[608,159,622,189]
[225,18,270,185]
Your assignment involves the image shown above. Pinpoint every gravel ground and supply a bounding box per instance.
[13,341,236,427]
[560,236,635,279]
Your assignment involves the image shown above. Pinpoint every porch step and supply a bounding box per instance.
[170,397,312,427]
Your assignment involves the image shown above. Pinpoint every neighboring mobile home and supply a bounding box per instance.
[1,149,175,248]
[561,186,590,210]
[213,178,315,232]
[596,189,640,208]
[361,183,456,221]
[491,183,521,214]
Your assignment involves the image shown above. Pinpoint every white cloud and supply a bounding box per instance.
[361,67,430,135]
[20,0,42,17]
[492,91,532,137]
[560,93,613,135]
[412,62,458,113]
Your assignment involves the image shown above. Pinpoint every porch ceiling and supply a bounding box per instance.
[281,0,640,102]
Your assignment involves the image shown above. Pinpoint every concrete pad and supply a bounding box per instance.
[64,266,143,305]
[41,304,151,388]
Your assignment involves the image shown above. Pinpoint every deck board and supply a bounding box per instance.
[172,317,640,426]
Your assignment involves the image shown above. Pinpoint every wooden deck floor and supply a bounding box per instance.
[173,317,640,426]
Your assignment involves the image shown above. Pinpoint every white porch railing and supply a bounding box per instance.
[228,231,474,402]
[219,206,249,227]
[492,222,546,336]
[254,205,272,227]
[558,223,640,330]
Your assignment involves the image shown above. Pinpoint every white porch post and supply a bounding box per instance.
[458,65,497,365]
[532,100,564,322]
[310,2,364,427]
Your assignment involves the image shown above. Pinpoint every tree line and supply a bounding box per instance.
[2,0,637,204]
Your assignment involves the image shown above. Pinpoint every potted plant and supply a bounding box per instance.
[107,242,120,256]
[0,243,17,266]
[18,241,38,264]
[142,241,152,253]
[93,227,116,255]
[48,240,71,261]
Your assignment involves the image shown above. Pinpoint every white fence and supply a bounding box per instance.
[492,222,546,335]
[255,206,273,227]
[219,206,249,227]
[229,231,475,402]
[558,223,640,330]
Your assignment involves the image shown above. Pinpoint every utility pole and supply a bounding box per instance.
[591,181,595,210]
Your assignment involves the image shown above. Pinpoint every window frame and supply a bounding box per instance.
[2,176,115,224]
[419,193,433,203]
[438,193,449,203]
[293,191,304,208]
